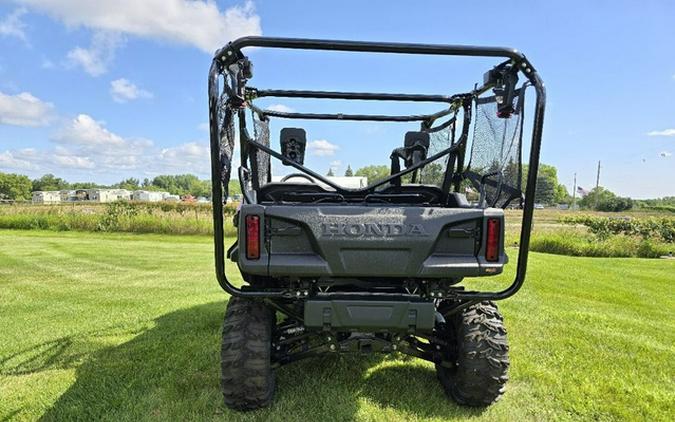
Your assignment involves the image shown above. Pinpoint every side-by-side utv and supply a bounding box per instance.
[208,37,545,410]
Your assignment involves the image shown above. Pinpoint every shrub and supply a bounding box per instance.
[98,201,139,231]
[0,202,237,236]
[579,187,633,211]
[638,205,675,214]
[530,230,672,258]
[560,215,675,243]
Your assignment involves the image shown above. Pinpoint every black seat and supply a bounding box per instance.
[379,185,470,207]
[380,184,443,204]
[259,182,333,202]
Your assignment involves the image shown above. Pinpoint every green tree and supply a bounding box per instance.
[554,184,571,204]
[419,162,444,186]
[151,174,210,197]
[523,163,568,205]
[114,178,140,190]
[535,164,560,204]
[227,180,241,197]
[0,172,32,200]
[152,175,182,194]
[32,174,69,191]
[344,165,353,177]
[534,173,556,204]
[355,165,390,184]
[70,182,103,189]
[579,187,633,212]
[327,168,335,177]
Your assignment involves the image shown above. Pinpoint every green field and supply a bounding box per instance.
[1,230,673,421]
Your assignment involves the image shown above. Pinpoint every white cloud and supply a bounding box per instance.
[647,128,675,137]
[0,8,28,42]
[0,91,55,127]
[100,154,142,170]
[159,142,210,174]
[54,114,125,146]
[660,151,672,158]
[327,160,341,175]
[50,115,153,172]
[3,110,211,177]
[41,58,55,69]
[2,146,96,172]
[53,114,210,174]
[110,78,152,103]
[160,142,209,161]
[53,153,95,169]
[267,104,294,113]
[308,139,339,157]
[197,122,209,132]
[17,0,261,53]
[0,150,35,170]
[67,31,124,76]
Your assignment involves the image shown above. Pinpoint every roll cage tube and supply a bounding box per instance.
[209,36,546,302]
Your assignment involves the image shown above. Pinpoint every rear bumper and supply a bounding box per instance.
[304,299,436,331]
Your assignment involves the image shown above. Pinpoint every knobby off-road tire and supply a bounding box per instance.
[221,297,276,411]
[436,301,509,406]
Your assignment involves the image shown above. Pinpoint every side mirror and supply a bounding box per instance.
[280,128,306,166]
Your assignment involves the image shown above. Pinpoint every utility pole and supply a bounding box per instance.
[572,172,577,211]
[594,160,601,209]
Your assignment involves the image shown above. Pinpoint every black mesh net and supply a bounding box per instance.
[418,115,456,186]
[251,112,271,188]
[465,87,526,208]
[219,106,236,196]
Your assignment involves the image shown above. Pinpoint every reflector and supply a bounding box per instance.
[486,218,500,262]
[246,215,260,260]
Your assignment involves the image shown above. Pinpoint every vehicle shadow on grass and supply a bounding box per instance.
[40,301,485,421]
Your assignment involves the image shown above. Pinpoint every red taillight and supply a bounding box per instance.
[485,218,501,262]
[245,215,260,260]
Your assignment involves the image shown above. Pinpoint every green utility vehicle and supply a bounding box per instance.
[208,37,545,410]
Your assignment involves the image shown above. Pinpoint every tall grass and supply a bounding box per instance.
[560,214,675,242]
[0,202,238,236]
[2,204,673,258]
[529,229,672,258]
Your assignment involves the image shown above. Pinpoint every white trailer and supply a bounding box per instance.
[32,191,61,204]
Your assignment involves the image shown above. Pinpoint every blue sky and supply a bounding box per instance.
[0,0,673,198]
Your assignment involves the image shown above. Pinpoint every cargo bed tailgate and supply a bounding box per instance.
[237,205,506,278]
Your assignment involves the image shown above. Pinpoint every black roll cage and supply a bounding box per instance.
[209,37,546,307]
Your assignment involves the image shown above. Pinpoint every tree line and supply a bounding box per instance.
[0,172,219,201]
[342,162,634,210]
[0,163,639,211]
[345,163,572,204]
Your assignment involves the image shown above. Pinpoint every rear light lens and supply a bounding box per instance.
[485,218,501,262]
[245,215,260,260]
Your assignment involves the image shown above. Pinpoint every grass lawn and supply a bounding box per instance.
[0,230,673,421]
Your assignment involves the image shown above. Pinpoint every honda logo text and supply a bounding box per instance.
[321,223,428,237]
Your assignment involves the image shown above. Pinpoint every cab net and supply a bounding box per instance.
[418,115,456,187]
[251,112,271,188]
[464,87,526,208]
